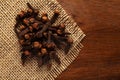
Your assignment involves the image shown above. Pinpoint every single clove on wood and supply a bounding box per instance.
[14,2,73,69]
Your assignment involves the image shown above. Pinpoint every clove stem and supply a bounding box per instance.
[26,3,34,11]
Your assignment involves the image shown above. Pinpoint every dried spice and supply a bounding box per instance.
[14,3,73,69]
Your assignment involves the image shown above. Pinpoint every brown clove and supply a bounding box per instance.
[35,22,51,38]
[37,57,43,67]
[21,50,31,65]
[64,37,73,54]
[50,9,60,24]
[54,54,61,65]
[19,28,29,38]
[26,3,39,16]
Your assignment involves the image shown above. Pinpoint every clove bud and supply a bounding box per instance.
[33,41,42,48]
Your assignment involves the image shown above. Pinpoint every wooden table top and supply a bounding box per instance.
[56,0,120,80]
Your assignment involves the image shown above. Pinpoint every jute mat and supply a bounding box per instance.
[0,0,85,79]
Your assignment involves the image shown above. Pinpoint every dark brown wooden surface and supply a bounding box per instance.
[56,0,120,80]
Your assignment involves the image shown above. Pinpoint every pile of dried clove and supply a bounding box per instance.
[14,3,73,69]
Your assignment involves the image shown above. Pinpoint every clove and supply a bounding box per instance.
[19,28,29,38]
[21,50,31,65]
[54,54,61,64]
[37,57,43,67]
[64,37,73,54]
[26,3,39,16]
[50,9,60,24]
[26,3,34,11]
[36,21,51,38]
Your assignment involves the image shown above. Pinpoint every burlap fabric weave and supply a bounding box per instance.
[0,0,85,79]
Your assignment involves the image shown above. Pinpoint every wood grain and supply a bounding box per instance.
[56,0,120,80]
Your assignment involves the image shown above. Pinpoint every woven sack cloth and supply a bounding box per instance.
[0,0,85,80]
